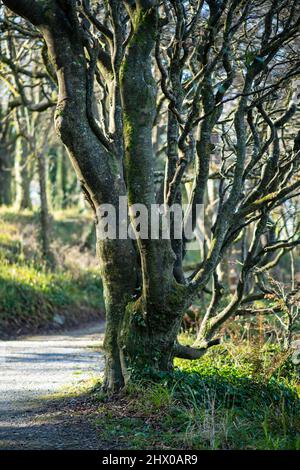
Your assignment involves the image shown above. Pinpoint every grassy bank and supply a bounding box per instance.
[0,207,103,336]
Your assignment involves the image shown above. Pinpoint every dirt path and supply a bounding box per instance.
[0,322,105,449]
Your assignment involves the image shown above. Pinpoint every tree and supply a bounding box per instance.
[0,108,12,205]
[14,109,33,210]
[2,0,300,391]
[30,112,56,267]
[53,147,69,209]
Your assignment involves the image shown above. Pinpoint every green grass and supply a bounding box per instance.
[39,321,299,451]
[75,343,300,450]
[0,207,103,335]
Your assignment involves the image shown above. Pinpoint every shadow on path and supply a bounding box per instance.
[0,322,105,449]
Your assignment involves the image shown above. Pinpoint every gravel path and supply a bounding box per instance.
[0,322,105,449]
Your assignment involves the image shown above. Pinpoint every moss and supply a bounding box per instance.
[121,298,144,335]
[119,6,156,84]
[207,237,217,257]
[254,192,277,206]
[107,154,120,177]
[167,282,188,310]
[132,8,156,41]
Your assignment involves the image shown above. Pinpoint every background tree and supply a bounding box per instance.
[0,105,12,205]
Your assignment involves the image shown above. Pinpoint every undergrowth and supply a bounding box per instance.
[86,343,300,450]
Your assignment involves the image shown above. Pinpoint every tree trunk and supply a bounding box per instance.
[0,142,12,205]
[15,137,32,211]
[99,238,186,388]
[37,150,54,267]
[55,147,68,209]
[96,235,137,391]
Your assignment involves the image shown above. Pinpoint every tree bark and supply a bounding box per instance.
[0,141,12,205]
[14,136,32,211]
[37,150,54,267]
[55,147,68,209]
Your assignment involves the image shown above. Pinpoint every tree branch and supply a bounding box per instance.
[174,338,221,360]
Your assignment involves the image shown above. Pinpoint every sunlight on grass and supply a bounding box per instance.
[83,344,300,450]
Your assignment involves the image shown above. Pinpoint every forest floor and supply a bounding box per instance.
[0,322,105,450]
